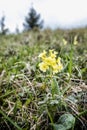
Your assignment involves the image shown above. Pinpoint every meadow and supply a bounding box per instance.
[0,28,87,130]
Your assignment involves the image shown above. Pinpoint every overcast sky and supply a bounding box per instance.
[0,0,87,32]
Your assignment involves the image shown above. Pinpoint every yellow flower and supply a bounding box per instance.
[52,64,59,74]
[38,50,47,59]
[44,57,56,66]
[73,36,78,45]
[49,50,58,58]
[39,62,49,72]
[63,38,67,45]
[58,63,63,71]
[38,50,63,74]
[52,62,63,74]
[57,57,61,64]
[49,49,54,53]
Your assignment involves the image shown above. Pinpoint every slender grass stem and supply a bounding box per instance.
[0,109,22,130]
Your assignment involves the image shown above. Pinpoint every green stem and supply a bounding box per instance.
[47,108,54,124]
[78,110,87,117]
[68,44,73,80]
[0,90,15,99]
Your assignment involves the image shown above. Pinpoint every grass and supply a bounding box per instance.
[0,28,87,130]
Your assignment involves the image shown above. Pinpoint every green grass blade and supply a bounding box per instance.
[0,90,15,99]
[0,109,22,130]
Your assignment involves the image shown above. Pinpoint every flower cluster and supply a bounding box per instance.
[62,38,67,45]
[38,50,63,74]
[62,35,78,45]
[73,35,78,45]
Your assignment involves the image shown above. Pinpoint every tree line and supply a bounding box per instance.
[0,6,44,35]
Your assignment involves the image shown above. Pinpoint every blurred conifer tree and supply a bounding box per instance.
[0,15,9,35]
[23,6,44,31]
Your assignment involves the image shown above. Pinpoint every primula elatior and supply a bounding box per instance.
[73,35,78,45]
[38,62,49,72]
[38,50,47,59]
[38,50,63,74]
[62,36,78,45]
[62,38,67,45]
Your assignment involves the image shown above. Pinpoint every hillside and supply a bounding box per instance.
[0,28,87,130]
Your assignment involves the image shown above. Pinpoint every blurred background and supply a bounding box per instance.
[0,0,87,33]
